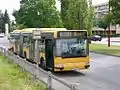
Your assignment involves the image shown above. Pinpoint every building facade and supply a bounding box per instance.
[94,2,109,19]
[93,2,120,34]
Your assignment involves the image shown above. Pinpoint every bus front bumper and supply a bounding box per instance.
[54,62,90,71]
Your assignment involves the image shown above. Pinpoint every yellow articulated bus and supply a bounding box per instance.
[9,28,40,63]
[32,28,90,72]
[8,30,22,54]
[21,28,40,63]
[9,28,90,72]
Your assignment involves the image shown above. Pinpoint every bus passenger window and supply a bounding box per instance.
[39,40,45,52]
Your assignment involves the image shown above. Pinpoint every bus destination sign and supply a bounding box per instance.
[58,31,87,38]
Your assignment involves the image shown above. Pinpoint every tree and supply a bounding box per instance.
[109,0,120,24]
[0,10,10,33]
[97,18,109,31]
[87,6,95,35]
[4,10,10,33]
[0,10,5,33]
[65,0,88,30]
[59,0,69,28]
[13,0,63,28]
[62,0,94,35]
[4,10,10,24]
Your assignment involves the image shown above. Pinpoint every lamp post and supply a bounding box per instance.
[108,0,111,47]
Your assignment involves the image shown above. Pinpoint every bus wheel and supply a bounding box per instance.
[24,52,26,59]
[11,47,14,52]
[40,57,46,69]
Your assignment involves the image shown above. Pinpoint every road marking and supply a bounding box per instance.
[90,59,103,64]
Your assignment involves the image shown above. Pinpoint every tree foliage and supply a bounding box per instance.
[0,11,4,32]
[13,0,63,28]
[97,18,109,30]
[0,10,10,33]
[109,0,120,24]
[59,0,94,35]
[87,6,95,35]
[4,10,10,24]
[59,0,69,28]
[65,0,88,30]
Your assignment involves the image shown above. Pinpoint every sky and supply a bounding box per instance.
[0,0,108,20]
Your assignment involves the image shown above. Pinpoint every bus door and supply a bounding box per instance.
[45,39,54,70]
[29,39,35,62]
[19,35,23,57]
[15,38,19,54]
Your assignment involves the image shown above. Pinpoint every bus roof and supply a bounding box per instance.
[10,30,22,34]
[20,28,67,34]
[39,28,67,31]
[12,28,87,33]
[12,30,22,32]
[21,28,39,33]
[21,28,67,32]
[42,29,87,33]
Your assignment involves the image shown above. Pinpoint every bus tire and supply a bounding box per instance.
[40,57,46,69]
[10,47,14,52]
[24,51,26,59]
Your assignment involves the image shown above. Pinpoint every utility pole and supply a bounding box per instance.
[108,0,111,47]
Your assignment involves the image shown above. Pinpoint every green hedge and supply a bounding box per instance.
[100,34,120,37]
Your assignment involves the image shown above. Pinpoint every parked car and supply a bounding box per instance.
[0,33,4,38]
[91,35,102,41]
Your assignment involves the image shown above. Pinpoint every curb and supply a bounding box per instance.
[90,51,120,57]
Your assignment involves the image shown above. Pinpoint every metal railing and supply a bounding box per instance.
[0,47,78,90]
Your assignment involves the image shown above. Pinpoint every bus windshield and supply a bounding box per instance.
[56,38,87,57]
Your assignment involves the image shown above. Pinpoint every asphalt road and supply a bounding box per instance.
[54,53,120,90]
[0,37,9,50]
[0,37,120,90]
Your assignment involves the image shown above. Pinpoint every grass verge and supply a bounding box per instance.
[90,43,120,56]
[0,55,46,90]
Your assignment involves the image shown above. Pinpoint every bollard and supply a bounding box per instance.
[0,47,1,52]
[0,47,3,53]
[3,49,6,58]
[70,83,77,90]
[22,59,26,72]
[12,53,15,62]
[47,71,52,90]
[70,84,75,90]
[17,55,20,65]
[11,52,16,63]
